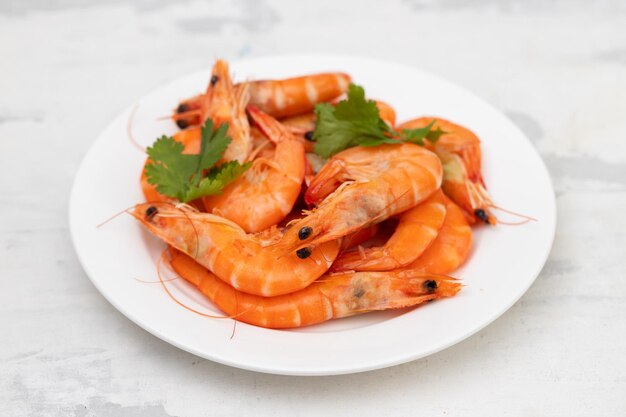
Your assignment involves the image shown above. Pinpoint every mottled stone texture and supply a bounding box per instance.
[1,1,625,416]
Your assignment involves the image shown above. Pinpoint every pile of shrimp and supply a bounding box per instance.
[132,59,519,330]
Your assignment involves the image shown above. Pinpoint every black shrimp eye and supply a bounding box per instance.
[176,103,189,114]
[298,226,312,240]
[304,131,314,141]
[145,206,158,219]
[474,208,489,224]
[176,119,189,129]
[296,247,312,259]
[210,75,219,86]
[423,280,438,292]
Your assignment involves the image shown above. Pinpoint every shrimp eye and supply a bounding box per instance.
[145,206,158,219]
[296,247,312,259]
[176,103,189,114]
[210,75,219,86]
[423,280,437,292]
[304,131,314,141]
[298,226,313,240]
[474,208,490,224]
[176,119,189,129]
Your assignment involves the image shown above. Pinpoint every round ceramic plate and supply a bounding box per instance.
[69,55,556,376]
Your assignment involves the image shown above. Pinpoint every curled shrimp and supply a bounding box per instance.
[398,117,495,225]
[277,143,443,253]
[131,202,340,297]
[202,107,306,233]
[332,190,447,272]
[174,72,352,127]
[201,60,251,163]
[401,197,473,275]
[168,248,461,329]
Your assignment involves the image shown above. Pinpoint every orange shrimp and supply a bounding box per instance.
[398,117,495,225]
[332,190,447,272]
[251,72,351,118]
[168,248,461,329]
[174,72,351,127]
[200,60,251,163]
[277,143,443,253]
[401,197,473,275]
[202,107,305,233]
[131,203,340,296]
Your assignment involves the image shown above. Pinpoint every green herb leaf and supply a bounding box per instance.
[184,161,252,202]
[145,119,250,202]
[424,125,445,144]
[312,83,444,157]
[401,120,437,146]
[313,84,394,158]
[198,121,231,174]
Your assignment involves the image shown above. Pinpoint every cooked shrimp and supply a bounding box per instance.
[251,72,351,118]
[277,143,443,253]
[398,117,495,225]
[200,60,251,163]
[174,72,351,127]
[332,190,447,271]
[402,197,473,275]
[168,248,461,329]
[131,203,340,296]
[202,107,305,233]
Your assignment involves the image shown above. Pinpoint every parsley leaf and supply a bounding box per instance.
[312,83,445,157]
[401,120,445,146]
[184,161,251,202]
[145,119,250,202]
[313,84,396,158]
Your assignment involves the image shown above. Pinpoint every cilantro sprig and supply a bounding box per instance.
[145,120,250,203]
[313,84,445,158]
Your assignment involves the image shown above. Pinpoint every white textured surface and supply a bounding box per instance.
[1,0,625,415]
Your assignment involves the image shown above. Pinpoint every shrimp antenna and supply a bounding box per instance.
[96,204,137,228]
[127,104,146,153]
[134,276,180,284]
[230,290,240,339]
[490,205,537,222]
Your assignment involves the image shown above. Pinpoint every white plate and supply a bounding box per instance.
[69,55,556,376]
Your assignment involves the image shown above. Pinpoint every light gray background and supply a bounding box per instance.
[2,1,625,415]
